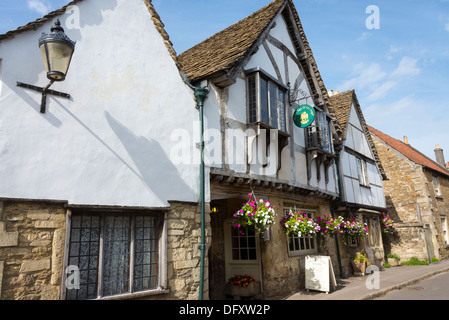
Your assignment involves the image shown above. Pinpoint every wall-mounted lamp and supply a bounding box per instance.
[17,19,75,113]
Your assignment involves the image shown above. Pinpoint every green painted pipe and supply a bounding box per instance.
[194,87,209,300]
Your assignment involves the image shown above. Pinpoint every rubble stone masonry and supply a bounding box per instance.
[370,134,449,261]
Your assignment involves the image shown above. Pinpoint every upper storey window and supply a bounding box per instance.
[246,68,287,133]
[305,109,333,154]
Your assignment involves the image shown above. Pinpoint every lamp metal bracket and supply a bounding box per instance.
[16,81,71,113]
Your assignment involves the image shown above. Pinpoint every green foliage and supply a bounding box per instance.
[401,257,429,265]
[386,253,401,262]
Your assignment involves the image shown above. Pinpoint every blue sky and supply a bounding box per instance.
[1,0,449,163]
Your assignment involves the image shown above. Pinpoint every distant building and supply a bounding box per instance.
[368,126,449,262]
[329,90,387,271]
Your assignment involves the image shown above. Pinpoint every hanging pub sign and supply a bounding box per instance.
[293,104,315,128]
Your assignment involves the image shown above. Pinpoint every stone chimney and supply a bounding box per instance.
[403,136,409,144]
[435,144,446,166]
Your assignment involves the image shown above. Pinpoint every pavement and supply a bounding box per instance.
[285,258,449,300]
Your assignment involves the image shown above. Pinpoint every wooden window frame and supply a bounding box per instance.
[246,68,288,133]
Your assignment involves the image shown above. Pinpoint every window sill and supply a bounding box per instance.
[95,288,170,300]
[247,122,290,137]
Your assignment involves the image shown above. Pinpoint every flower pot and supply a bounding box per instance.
[225,281,261,298]
[352,260,366,275]
[387,258,400,267]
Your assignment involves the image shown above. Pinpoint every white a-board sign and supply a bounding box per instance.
[305,255,337,294]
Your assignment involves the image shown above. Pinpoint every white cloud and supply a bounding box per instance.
[356,32,372,42]
[339,63,386,91]
[392,56,421,77]
[27,0,51,16]
[366,81,397,101]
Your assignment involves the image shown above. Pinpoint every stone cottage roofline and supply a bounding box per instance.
[330,90,386,180]
[368,125,449,179]
[0,0,178,65]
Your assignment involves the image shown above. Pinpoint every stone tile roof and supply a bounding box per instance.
[329,90,354,139]
[0,0,84,42]
[368,125,449,178]
[330,90,386,180]
[178,0,285,83]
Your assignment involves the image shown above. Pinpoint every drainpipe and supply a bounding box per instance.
[194,87,209,300]
[331,146,344,279]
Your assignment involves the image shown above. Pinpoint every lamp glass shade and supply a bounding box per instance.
[39,20,75,82]
[40,41,74,81]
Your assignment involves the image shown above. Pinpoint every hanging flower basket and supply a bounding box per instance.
[280,209,320,237]
[340,216,368,245]
[232,193,276,235]
[315,214,344,245]
[381,212,397,234]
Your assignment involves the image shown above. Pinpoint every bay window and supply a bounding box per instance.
[247,68,287,132]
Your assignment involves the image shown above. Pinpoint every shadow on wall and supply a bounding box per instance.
[105,111,197,204]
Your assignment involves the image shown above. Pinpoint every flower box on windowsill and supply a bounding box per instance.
[225,281,261,298]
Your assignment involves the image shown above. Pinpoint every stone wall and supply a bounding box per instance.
[161,201,211,300]
[423,170,449,260]
[370,133,449,261]
[0,201,66,300]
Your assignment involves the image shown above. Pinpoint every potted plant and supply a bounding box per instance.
[232,193,276,236]
[225,274,261,298]
[352,253,368,275]
[386,253,401,267]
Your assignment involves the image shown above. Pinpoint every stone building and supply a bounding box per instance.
[368,126,449,262]
[0,0,209,300]
[329,90,387,272]
[178,0,348,299]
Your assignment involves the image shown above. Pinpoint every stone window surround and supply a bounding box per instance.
[61,207,169,300]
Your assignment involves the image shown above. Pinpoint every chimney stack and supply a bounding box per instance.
[435,144,446,166]
[403,136,409,144]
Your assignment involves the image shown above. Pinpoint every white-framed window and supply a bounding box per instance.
[433,176,440,196]
[64,211,166,300]
[246,69,287,132]
[284,208,318,256]
[357,158,370,187]
[441,215,448,245]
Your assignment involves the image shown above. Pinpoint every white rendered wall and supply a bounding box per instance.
[0,0,199,207]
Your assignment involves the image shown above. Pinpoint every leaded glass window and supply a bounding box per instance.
[66,213,160,300]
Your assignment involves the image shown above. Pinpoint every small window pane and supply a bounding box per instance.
[269,82,278,128]
[248,76,257,123]
[260,78,269,124]
[278,89,286,132]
